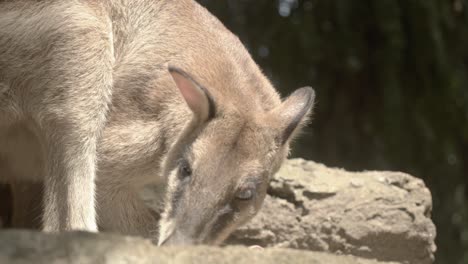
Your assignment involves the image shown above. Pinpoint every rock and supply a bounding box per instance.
[0,230,399,264]
[227,159,436,264]
[0,159,436,263]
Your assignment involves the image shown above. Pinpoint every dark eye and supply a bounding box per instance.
[236,188,254,201]
[178,160,192,180]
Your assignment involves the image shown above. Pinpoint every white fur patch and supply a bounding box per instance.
[158,218,176,245]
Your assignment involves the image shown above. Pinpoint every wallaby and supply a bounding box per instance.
[0,0,315,245]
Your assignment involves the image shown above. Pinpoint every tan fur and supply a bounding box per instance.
[0,0,314,244]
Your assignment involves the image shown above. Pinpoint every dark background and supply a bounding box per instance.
[197,1,468,263]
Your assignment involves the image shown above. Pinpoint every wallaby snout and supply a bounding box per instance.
[159,230,193,246]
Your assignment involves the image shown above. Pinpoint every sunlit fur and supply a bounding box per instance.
[0,0,314,243]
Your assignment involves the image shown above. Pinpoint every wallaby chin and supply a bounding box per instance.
[0,0,314,244]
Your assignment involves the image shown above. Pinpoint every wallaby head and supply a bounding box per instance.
[158,67,315,246]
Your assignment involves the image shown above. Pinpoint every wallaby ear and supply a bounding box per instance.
[274,87,315,145]
[169,66,216,122]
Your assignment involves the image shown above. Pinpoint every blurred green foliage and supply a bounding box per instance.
[198,0,468,263]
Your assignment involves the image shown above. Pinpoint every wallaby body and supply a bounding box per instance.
[0,0,314,245]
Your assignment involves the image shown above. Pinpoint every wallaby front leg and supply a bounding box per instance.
[42,119,106,232]
[39,69,112,231]
[37,25,113,233]
[0,2,114,231]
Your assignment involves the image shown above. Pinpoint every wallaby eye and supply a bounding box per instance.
[236,188,254,201]
[178,160,192,180]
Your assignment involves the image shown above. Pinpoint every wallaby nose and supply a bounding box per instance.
[160,230,194,246]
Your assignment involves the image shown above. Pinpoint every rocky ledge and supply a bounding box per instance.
[0,230,399,264]
[227,159,436,264]
[0,159,436,263]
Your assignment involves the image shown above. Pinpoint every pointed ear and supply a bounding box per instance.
[274,87,315,145]
[169,66,216,122]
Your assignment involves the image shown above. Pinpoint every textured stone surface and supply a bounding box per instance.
[226,159,436,264]
[0,230,399,264]
[0,159,436,263]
